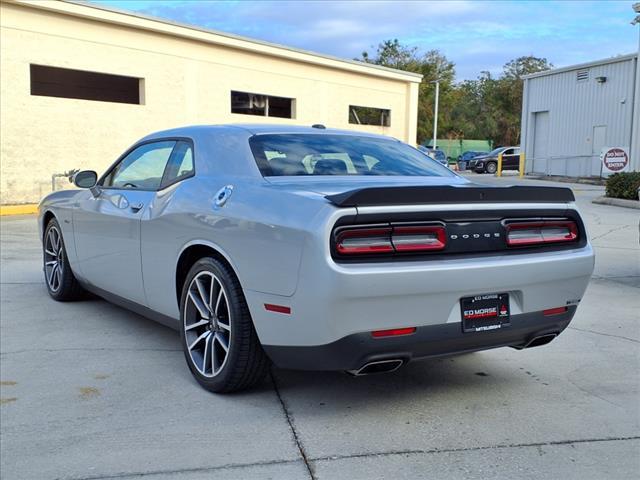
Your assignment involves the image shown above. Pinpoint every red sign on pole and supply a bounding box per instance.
[601,147,629,173]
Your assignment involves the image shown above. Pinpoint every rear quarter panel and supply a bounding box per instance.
[140,175,334,320]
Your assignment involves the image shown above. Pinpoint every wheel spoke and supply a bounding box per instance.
[185,319,209,331]
[45,249,56,257]
[188,331,209,351]
[215,333,229,353]
[209,277,216,312]
[45,260,57,266]
[217,320,231,331]
[55,264,62,286]
[48,263,57,287]
[194,278,211,314]
[51,229,60,251]
[214,288,224,317]
[212,336,218,373]
[201,332,211,374]
[188,291,209,318]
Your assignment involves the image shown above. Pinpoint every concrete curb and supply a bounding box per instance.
[592,196,640,210]
[0,204,38,216]
[526,174,606,186]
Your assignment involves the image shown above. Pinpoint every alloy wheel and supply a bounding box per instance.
[44,226,63,292]
[183,271,232,377]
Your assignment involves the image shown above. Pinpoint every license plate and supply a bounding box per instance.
[461,293,510,333]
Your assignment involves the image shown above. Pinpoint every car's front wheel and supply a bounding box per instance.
[179,257,270,393]
[43,218,84,301]
[485,161,497,174]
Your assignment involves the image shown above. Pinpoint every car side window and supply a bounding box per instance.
[161,141,195,189]
[503,148,514,155]
[103,141,176,190]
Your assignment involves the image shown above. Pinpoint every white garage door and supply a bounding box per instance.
[532,111,549,174]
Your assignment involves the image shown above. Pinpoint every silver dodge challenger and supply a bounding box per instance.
[38,125,595,392]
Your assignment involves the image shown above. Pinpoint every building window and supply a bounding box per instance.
[30,65,142,104]
[576,69,589,82]
[230,91,294,118]
[349,105,390,127]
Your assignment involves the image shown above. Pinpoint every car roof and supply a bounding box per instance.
[141,124,399,141]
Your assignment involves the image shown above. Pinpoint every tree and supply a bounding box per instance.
[359,40,456,144]
[359,40,552,146]
[503,56,553,80]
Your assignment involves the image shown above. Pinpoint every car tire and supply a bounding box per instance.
[179,257,270,393]
[485,162,497,174]
[43,218,84,301]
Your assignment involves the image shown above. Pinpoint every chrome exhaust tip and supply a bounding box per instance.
[523,333,558,349]
[347,359,404,376]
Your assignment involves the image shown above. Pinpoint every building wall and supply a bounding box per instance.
[630,32,640,174]
[521,55,637,177]
[0,1,420,204]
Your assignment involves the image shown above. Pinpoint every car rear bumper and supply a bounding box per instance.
[262,307,575,371]
[245,243,593,348]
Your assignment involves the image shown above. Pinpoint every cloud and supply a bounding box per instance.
[92,0,638,80]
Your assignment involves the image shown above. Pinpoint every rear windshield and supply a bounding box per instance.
[249,134,455,177]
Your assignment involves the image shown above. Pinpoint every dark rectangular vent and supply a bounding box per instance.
[30,65,141,104]
[576,69,589,82]
[230,91,294,118]
[349,105,391,127]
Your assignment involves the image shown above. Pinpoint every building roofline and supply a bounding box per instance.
[523,53,638,80]
[2,0,423,83]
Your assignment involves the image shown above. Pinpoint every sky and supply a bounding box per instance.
[92,0,639,81]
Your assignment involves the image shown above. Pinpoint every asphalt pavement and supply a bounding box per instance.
[1,173,638,479]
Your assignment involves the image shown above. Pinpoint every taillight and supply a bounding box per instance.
[335,227,394,255]
[335,224,446,256]
[392,226,446,252]
[505,220,578,247]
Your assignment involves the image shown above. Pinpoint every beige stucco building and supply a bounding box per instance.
[0,0,422,205]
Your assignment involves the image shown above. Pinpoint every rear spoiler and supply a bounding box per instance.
[325,185,575,207]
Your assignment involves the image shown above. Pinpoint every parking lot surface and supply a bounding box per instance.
[1,174,639,480]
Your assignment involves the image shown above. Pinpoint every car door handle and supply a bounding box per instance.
[130,202,144,213]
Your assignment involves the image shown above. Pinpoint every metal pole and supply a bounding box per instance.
[433,81,439,150]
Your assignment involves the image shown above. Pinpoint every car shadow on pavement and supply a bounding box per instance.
[41,293,532,400]
[269,352,529,407]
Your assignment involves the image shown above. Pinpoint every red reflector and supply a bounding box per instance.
[371,327,416,338]
[264,304,291,314]
[392,225,446,252]
[335,227,394,255]
[543,307,568,316]
[506,220,578,247]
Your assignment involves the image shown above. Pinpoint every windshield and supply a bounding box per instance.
[249,134,455,177]
[487,147,507,156]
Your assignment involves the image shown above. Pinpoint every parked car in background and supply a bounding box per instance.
[417,145,448,168]
[38,126,592,393]
[469,147,521,174]
[421,145,448,165]
[458,151,483,163]
[457,151,483,170]
[423,139,493,162]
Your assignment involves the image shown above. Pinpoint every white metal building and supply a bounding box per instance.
[520,53,639,177]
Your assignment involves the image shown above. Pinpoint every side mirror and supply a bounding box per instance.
[73,170,98,189]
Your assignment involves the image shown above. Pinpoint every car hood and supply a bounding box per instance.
[264,175,470,197]
[471,155,494,161]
